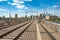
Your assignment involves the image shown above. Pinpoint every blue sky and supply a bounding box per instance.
[0,0,60,17]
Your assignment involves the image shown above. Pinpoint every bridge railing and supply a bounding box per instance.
[42,21,60,33]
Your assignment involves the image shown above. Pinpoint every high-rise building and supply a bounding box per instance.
[25,12,27,18]
[9,13,11,18]
[15,14,18,18]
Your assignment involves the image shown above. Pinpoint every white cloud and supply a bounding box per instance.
[20,1,24,4]
[11,3,19,5]
[16,5,29,9]
[46,5,59,10]
[18,10,22,11]
[8,2,29,9]
[0,0,7,2]
[13,0,17,2]
[8,0,24,5]
[18,10,24,12]
[13,0,32,3]
[25,7,28,9]
[16,5,25,9]
[7,2,10,4]
[24,0,32,1]
[7,2,19,6]
[0,9,3,10]
[7,0,29,9]
[13,0,24,4]
[52,5,58,8]
[0,9,6,11]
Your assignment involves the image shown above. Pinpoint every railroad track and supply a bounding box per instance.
[40,23,56,40]
[0,21,32,40]
[0,25,12,30]
[0,21,28,30]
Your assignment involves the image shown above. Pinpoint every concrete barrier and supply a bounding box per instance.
[42,21,60,33]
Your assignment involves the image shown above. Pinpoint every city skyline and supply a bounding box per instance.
[0,0,60,17]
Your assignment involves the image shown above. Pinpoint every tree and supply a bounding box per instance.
[0,16,2,20]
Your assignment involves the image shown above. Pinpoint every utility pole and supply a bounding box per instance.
[7,8,12,24]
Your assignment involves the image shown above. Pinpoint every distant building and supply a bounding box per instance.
[45,16,49,20]
[49,16,58,21]
[45,16,58,21]
[25,12,27,18]
[3,16,5,20]
[30,15,34,19]
[15,14,18,18]
[3,16,5,18]
[9,13,11,18]
[15,14,18,22]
